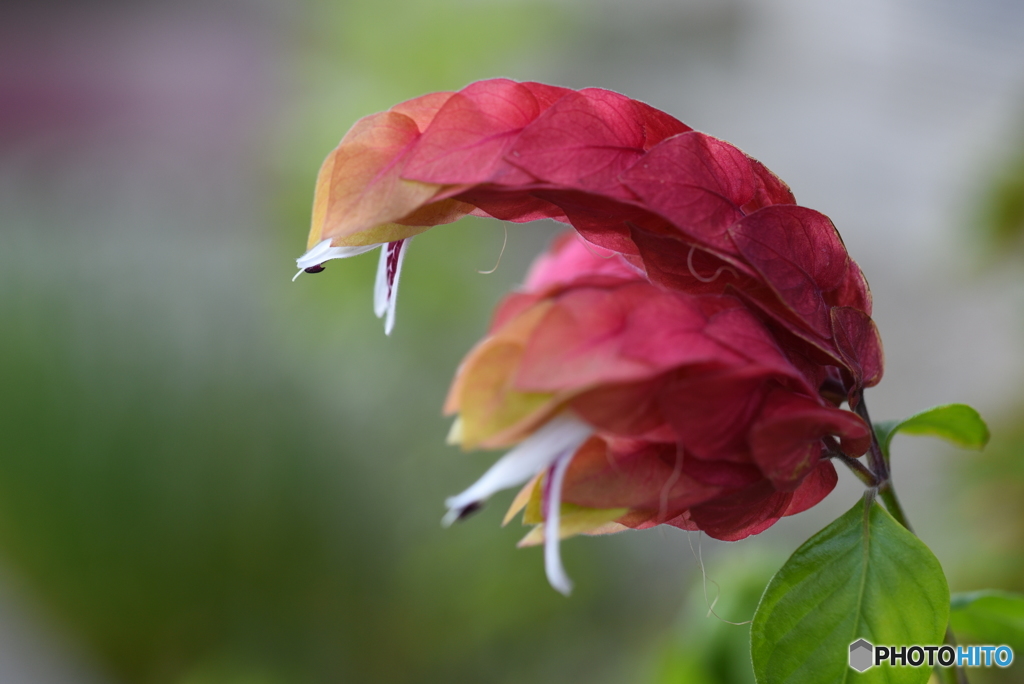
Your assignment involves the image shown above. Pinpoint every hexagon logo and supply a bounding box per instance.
[849,639,874,672]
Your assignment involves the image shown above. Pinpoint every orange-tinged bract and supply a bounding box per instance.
[445,236,870,545]
[296,79,883,593]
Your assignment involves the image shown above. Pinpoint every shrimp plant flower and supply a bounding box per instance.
[293,79,883,595]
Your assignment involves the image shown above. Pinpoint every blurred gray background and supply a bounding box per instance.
[3,0,1024,682]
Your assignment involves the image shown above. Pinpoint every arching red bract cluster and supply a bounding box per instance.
[305,78,883,544]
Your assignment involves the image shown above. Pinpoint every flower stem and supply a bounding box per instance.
[857,395,968,683]
[852,392,889,484]
[824,436,878,487]
[876,481,913,533]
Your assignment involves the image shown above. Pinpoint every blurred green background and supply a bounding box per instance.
[2,0,1024,682]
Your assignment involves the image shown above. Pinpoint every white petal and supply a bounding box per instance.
[373,242,390,318]
[442,414,592,527]
[544,449,576,596]
[292,238,381,280]
[384,240,409,335]
[373,239,410,336]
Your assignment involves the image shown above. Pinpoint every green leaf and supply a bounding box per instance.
[877,404,989,458]
[949,590,1024,651]
[751,496,949,684]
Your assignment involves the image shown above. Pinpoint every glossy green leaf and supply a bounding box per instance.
[751,496,949,684]
[950,590,1024,651]
[876,404,989,458]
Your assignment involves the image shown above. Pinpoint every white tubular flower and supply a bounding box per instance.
[543,449,577,596]
[442,414,593,594]
[373,239,409,336]
[294,238,411,336]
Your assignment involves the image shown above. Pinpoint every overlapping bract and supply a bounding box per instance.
[304,78,881,396]
[445,235,872,544]
[299,79,884,591]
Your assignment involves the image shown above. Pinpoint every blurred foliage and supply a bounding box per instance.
[273,0,564,251]
[950,113,1024,684]
[318,0,559,96]
[979,133,1024,257]
[950,591,1024,656]
[0,192,675,683]
[0,1,684,683]
[652,547,779,684]
[959,421,1024,596]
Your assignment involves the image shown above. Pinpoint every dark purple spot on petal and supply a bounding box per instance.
[304,264,326,274]
[385,240,406,298]
[455,501,483,522]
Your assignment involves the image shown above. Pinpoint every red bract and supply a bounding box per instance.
[441,235,871,593]
[295,80,885,593]
[296,78,880,399]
